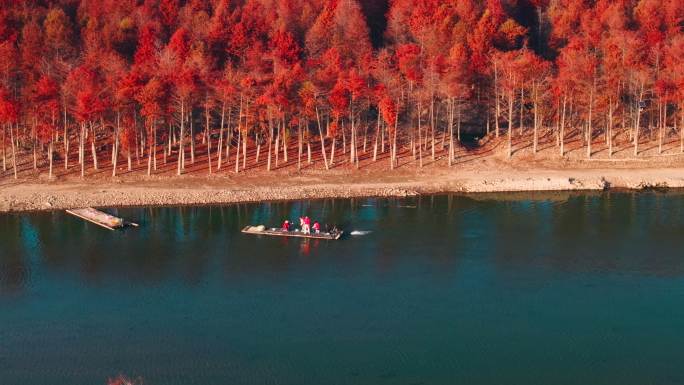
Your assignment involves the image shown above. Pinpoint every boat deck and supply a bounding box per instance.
[66,208,137,230]
[241,226,343,240]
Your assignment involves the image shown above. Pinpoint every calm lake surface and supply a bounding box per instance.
[2,192,684,385]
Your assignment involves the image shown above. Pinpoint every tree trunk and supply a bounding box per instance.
[134,111,141,165]
[315,106,328,170]
[275,123,280,167]
[91,122,99,171]
[10,123,17,179]
[355,118,360,168]
[494,62,500,137]
[330,136,336,167]
[298,121,302,171]
[32,119,37,170]
[235,128,241,173]
[64,103,69,170]
[217,101,225,170]
[440,113,446,151]
[393,128,398,169]
[587,84,593,158]
[48,140,53,179]
[390,127,395,170]
[140,127,145,159]
[555,99,561,147]
[430,95,435,161]
[152,119,157,171]
[519,87,524,137]
[373,112,380,162]
[560,95,567,157]
[113,112,120,176]
[659,100,666,154]
[147,121,153,176]
[507,89,514,159]
[381,117,386,153]
[79,123,83,166]
[281,119,287,164]
[342,122,346,155]
[112,120,118,164]
[634,83,644,156]
[418,100,423,168]
[456,101,462,151]
[392,107,399,169]
[256,135,261,164]
[243,126,247,169]
[206,104,212,174]
[608,99,614,158]
[226,106,233,163]
[568,96,575,142]
[2,123,6,171]
[680,104,683,153]
[189,111,195,164]
[533,85,538,154]
[267,114,273,171]
[448,98,454,166]
[80,122,85,177]
[167,126,173,159]
[349,104,354,166]
[177,100,185,175]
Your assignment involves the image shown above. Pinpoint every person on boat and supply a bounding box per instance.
[302,217,311,234]
[312,221,321,234]
[299,217,305,232]
[282,220,290,231]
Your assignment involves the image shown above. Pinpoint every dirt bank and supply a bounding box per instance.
[4,131,684,212]
[2,165,683,213]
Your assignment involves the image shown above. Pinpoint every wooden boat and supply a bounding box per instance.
[66,207,138,230]
[241,225,343,240]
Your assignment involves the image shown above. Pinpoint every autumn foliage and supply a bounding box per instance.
[0,0,682,179]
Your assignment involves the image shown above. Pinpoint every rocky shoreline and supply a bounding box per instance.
[2,167,684,213]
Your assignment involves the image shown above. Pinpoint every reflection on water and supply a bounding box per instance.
[2,192,684,385]
[4,191,683,293]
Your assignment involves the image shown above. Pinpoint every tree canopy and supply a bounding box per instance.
[0,0,682,179]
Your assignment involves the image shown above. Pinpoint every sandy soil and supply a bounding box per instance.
[2,129,684,212]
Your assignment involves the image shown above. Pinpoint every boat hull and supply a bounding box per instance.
[241,226,343,240]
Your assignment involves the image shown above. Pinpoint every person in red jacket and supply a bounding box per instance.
[299,216,310,234]
[282,220,290,231]
[312,221,321,234]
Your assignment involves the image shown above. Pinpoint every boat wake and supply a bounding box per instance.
[350,230,372,236]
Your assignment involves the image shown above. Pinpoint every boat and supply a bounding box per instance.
[66,207,139,230]
[241,225,343,240]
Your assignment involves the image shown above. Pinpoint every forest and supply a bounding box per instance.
[0,0,682,179]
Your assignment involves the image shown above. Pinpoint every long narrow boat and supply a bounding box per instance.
[66,207,138,230]
[241,226,343,240]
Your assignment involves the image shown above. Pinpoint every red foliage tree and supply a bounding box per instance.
[136,77,166,175]
[134,24,159,72]
[396,44,423,84]
[160,0,180,30]
[34,75,60,177]
[379,89,398,169]
[0,0,682,181]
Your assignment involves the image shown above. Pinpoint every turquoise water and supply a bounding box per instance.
[2,192,684,385]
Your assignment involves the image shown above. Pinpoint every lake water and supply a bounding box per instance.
[2,192,684,385]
